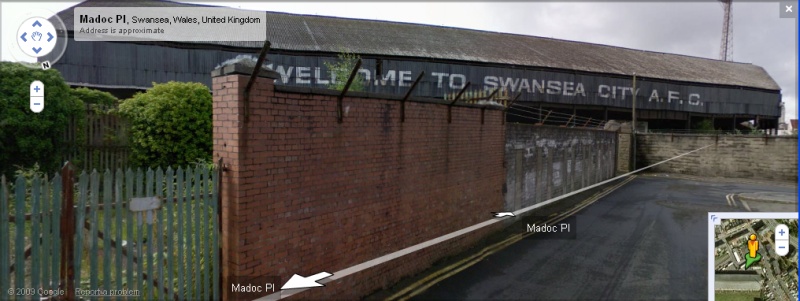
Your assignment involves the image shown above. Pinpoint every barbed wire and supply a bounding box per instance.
[504,110,606,129]
[506,104,607,128]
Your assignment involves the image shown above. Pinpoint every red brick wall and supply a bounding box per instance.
[212,69,505,300]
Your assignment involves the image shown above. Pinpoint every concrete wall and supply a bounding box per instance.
[615,123,633,173]
[636,134,798,181]
[617,132,632,173]
[504,124,618,211]
[212,63,505,300]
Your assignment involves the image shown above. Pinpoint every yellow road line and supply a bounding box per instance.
[384,232,522,300]
[642,173,796,188]
[388,176,636,301]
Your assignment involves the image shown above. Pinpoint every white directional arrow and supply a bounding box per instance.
[281,272,333,290]
[492,212,515,218]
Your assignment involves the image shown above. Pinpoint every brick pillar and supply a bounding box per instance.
[211,63,279,301]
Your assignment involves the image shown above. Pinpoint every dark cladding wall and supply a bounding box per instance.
[212,64,506,300]
[504,124,617,211]
[636,134,798,181]
[51,38,781,116]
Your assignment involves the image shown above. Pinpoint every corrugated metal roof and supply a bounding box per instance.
[55,0,781,91]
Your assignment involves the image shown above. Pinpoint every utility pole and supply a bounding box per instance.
[632,73,637,170]
[632,73,637,134]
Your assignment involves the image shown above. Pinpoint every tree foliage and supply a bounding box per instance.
[117,81,212,168]
[0,62,84,177]
[324,51,366,91]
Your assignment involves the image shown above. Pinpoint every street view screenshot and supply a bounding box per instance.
[0,0,798,300]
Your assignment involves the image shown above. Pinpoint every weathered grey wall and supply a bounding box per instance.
[504,124,618,211]
[617,132,632,173]
[616,123,633,173]
[636,134,798,181]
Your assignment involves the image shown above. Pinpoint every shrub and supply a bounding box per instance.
[0,62,84,177]
[117,81,212,168]
[324,51,366,91]
[71,87,118,106]
[692,119,715,134]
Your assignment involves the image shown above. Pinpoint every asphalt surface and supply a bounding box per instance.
[407,175,797,301]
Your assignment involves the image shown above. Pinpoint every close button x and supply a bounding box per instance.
[787,5,793,12]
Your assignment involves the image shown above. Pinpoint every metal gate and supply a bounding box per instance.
[1,161,221,300]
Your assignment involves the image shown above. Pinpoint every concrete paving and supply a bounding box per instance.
[402,175,796,300]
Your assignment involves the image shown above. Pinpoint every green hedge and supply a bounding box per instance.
[0,62,84,177]
[117,81,212,168]
[71,87,118,106]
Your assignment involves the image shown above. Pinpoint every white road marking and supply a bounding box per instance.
[738,197,752,212]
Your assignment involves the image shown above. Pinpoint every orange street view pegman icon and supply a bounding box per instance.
[744,234,761,269]
[747,234,758,257]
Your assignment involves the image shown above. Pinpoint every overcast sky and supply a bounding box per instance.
[1,1,797,121]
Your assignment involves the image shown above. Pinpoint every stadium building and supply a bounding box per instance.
[48,0,784,131]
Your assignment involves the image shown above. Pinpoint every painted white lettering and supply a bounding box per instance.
[433,72,449,88]
[688,93,700,105]
[599,85,611,98]
[375,70,396,86]
[668,91,679,103]
[449,74,466,89]
[484,76,498,89]
[532,80,545,94]
[398,71,412,87]
[499,77,521,92]
[649,89,659,102]
[314,67,329,85]
[358,68,371,84]
[296,67,311,84]
[575,83,586,97]
[563,82,575,96]
[546,81,561,95]
[519,78,531,93]
[275,65,294,84]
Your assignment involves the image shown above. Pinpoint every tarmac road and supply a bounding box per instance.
[407,175,797,301]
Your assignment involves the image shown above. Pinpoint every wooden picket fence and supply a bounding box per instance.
[63,104,131,172]
[1,162,221,300]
